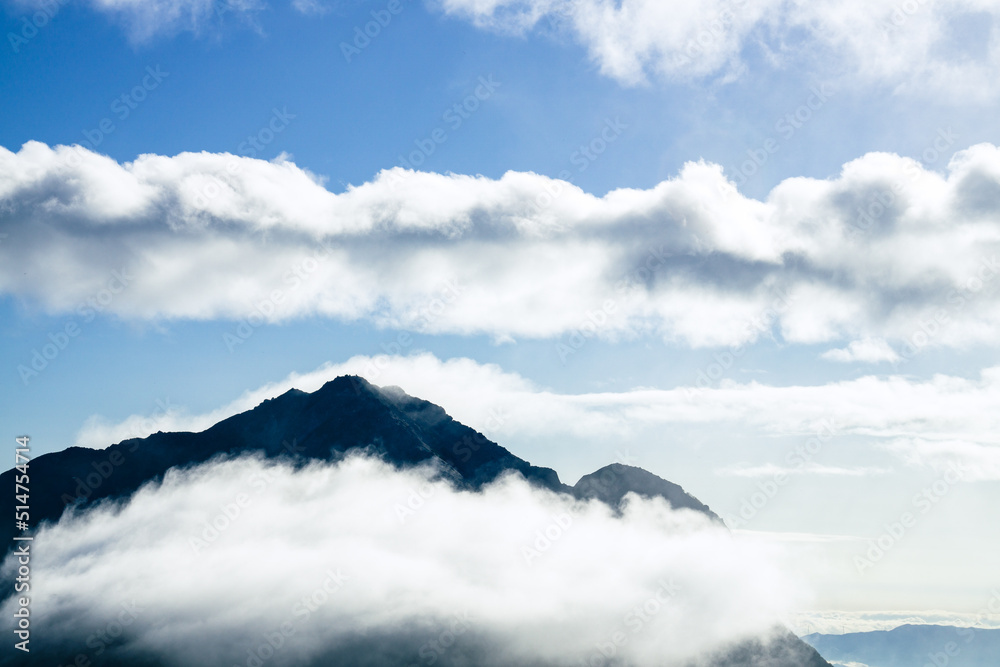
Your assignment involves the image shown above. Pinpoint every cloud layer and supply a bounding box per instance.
[3,141,1000,353]
[1,453,799,665]
[438,0,1000,95]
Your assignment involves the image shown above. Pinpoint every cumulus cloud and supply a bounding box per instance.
[3,141,1000,352]
[0,453,801,665]
[436,0,1000,97]
[75,353,1000,479]
[821,338,901,364]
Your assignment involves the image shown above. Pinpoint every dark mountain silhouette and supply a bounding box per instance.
[0,375,716,550]
[802,624,1000,666]
[0,375,830,667]
[574,463,718,517]
[690,627,835,667]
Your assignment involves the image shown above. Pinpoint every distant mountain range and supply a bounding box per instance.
[1,375,832,667]
[803,624,1000,667]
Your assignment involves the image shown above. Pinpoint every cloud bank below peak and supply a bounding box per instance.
[1,453,801,666]
[2,141,1000,351]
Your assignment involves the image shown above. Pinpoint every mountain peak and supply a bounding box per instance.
[0,377,828,666]
[573,463,720,521]
[0,376,720,549]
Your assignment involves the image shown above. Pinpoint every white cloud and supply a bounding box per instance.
[76,0,265,41]
[4,141,1000,352]
[19,0,1000,93]
[885,438,1000,481]
[0,453,803,664]
[436,0,1000,97]
[821,338,901,364]
[290,0,326,14]
[75,352,1000,479]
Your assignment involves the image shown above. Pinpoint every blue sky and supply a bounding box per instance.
[3,0,1000,626]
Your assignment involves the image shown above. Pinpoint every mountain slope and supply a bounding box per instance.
[692,628,836,667]
[574,463,720,519]
[1,375,715,550]
[0,375,828,667]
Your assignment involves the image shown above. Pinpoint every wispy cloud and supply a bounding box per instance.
[82,0,265,42]
[438,0,1000,98]
[885,438,1000,481]
[821,338,900,364]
